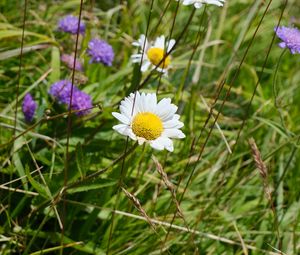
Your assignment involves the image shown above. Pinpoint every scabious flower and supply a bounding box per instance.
[176,0,225,8]
[112,92,185,152]
[61,54,83,71]
[87,38,114,66]
[49,80,92,116]
[275,26,300,54]
[58,15,85,34]
[131,35,175,75]
[49,80,78,104]
[22,93,37,123]
[71,90,93,116]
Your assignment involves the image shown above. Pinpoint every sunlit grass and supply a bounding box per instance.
[1,0,300,254]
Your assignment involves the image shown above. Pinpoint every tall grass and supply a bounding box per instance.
[1,0,300,254]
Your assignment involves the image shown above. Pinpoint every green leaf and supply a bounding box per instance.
[12,142,28,190]
[50,46,60,83]
[67,179,117,194]
[127,63,141,93]
[25,165,48,198]
[0,44,50,60]
[0,30,51,41]
[75,142,85,179]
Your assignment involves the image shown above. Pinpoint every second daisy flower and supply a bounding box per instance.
[131,35,175,75]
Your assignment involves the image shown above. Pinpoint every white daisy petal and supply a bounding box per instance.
[151,93,157,105]
[154,35,165,49]
[194,2,203,8]
[113,124,129,135]
[132,34,145,47]
[145,93,157,112]
[120,105,131,118]
[163,129,186,139]
[141,93,149,112]
[121,92,141,117]
[140,93,154,112]
[120,98,133,115]
[132,91,141,113]
[155,67,168,74]
[163,119,184,129]
[127,130,137,140]
[150,139,164,151]
[177,0,225,8]
[141,61,151,72]
[155,137,174,152]
[132,42,140,47]
[142,41,150,53]
[156,99,178,121]
[127,92,137,104]
[137,137,146,145]
[131,54,142,63]
[121,94,133,107]
[113,124,137,140]
[112,112,130,125]
[183,0,194,4]
[139,35,149,50]
[167,39,176,53]
[138,92,146,112]
[156,98,171,109]
[166,143,174,152]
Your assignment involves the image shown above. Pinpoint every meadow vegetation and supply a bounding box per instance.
[1,0,300,254]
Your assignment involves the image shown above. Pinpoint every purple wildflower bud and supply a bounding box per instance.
[49,80,92,116]
[22,93,37,123]
[61,54,83,71]
[87,38,114,66]
[58,15,85,35]
[275,26,300,54]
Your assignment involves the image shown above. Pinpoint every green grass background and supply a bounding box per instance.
[1,0,300,254]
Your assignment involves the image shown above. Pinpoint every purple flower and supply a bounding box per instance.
[275,26,300,54]
[87,38,114,66]
[58,15,85,35]
[49,80,78,104]
[22,93,37,122]
[61,54,83,71]
[49,80,92,116]
[72,91,93,116]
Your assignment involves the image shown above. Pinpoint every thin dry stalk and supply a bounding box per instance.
[0,185,38,196]
[121,187,156,231]
[233,221,248,255]
[26,143,63,229]
[1,167,42,186]
[152,156,184,219]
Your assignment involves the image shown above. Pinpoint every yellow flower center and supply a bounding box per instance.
[147,47,171,69]
[132,112,163,140]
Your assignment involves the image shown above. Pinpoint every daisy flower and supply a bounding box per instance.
[112,92,185,152]
[176,0,225,8]
[131,35,175,74]
[275,26,300,54]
